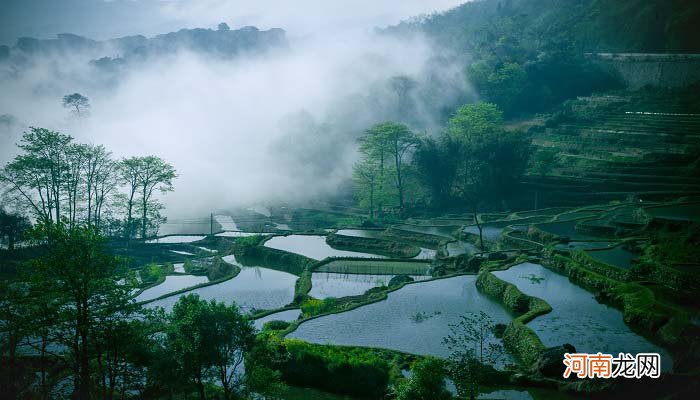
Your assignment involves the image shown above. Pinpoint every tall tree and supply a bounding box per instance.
[360,122,418,215]
[117,157,141,239]
[21,222,138,399]
[447,102,503,198]
[135,156,176,239]
[62,93,90,117]
[352,155,381,219]
[0,128,73,223]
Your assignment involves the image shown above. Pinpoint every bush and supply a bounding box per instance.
[140,263,165,284]
[301,298,337,316]
[275,339,390,398]
[262,320,290,331]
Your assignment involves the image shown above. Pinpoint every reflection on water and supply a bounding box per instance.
[585,246,636,269]
[393,224,457,238]
[135,275,208,302]
[335,229,384,239]
[145,265,297,313]
[645,203,700,222]
[492,263,672,370]
[288,275,512,361]
[463,225,503,241]
[413,248,436,259]
[309,272,430,299]
[254,309,302,330]
[446,240,478,256]
[146,235,205,244]
[264,235,386,260]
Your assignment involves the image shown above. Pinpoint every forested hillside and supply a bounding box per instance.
[387,0,700,117]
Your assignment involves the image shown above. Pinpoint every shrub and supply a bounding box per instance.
[275,339,390,397]
[300,297,337,316]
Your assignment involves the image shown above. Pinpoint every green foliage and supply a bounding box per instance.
[393,357,452,400]
[263,320,291,331]
[358,122,420,215]
[140,262,166,284]
[164,294,259,400]
[443,311,504,399]
[301,297,337,316]
[447,102,503,143]
[276,339,391,397]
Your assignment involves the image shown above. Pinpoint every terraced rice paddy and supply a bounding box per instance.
[253,309,302,330]
[413,247,436,259]
[535,220,596,240]
[173,262,185,273]
[315,259,430,275]
[215,231,265,237]
[287,275,512,361]
[463,225,504,241]
[309,272,430,299]
[446,240,478,256]
[393,224,458,238]
[585,246,637,269]
[144,264,297,313]
[492,263,672,370]
[169,250,195,256]
[264,235,386,260]
[135,275,208,302]
[214,215,239,230]
[335,229,384,239]
[645,203,700,222]
[146,235,206,244]
[554,241,617,251]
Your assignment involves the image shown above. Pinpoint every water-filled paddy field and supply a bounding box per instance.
[287,275,512,360]
[264,234,386,260]
[554,241,617,251]
[392,224,458,238]
[534,220,596,240]
[146,235,206,244]
[492,263,672,370]
[585,246,636,269]
[446,240,478,256]
[463,225,504,241]
[315,259,430,275]
[254,309,302,330]
[135,275,209,302]
[645,203,700,221]
[335,229,384,239]
[145,257,297,313]
[309,272,430,299]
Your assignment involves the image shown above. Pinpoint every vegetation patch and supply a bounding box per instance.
[326,233,420,258]
[272,338,391,398]
[475,271,551,367]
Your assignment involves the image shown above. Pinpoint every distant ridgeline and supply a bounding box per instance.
[0,23,287,67]
[588,53,700,90]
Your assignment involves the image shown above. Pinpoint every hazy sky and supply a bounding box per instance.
[0,0,466,45]
[0,0,471,217]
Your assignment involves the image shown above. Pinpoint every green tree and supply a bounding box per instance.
[443,311,503,400]
[165,294,258,400]
[360,122,418,215]
[20,222,138,400]
[136,156,176,239]
[393,357,452,400]
[62,93,90,116]
[0,207,31,251]
[352,155,381,219]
